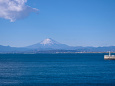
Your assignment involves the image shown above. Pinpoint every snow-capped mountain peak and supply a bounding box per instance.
[40,38,59,45]
[26,38,70,49]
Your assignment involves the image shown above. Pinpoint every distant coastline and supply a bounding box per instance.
[0,52,115,54]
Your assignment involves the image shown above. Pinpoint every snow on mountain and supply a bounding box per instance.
[40,38,60,45]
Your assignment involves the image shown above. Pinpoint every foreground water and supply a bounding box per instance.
[0,53,115,86]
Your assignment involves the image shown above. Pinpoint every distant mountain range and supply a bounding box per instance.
[0,38,115,53]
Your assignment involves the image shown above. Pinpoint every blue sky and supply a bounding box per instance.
[0,0,115,47]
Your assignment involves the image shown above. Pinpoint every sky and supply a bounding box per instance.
[0,0,115,47]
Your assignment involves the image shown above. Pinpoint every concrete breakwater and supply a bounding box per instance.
[104,55,115,60]
[104,51,115,60]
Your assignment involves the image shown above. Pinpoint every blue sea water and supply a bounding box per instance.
[0,53,115,86]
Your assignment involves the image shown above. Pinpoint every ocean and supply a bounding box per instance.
[0,53,115,86]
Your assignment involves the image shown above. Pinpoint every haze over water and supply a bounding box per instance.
[0,53,115,86]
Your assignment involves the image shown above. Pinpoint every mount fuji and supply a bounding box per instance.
[0,38,115,53]
[26,38,72,50]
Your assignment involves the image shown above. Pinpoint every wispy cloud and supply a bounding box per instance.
[0,0,38,22]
